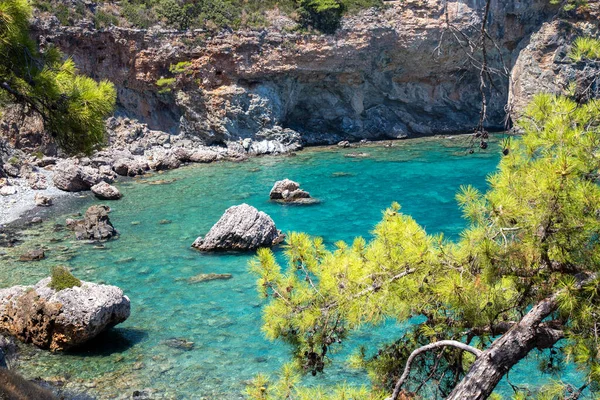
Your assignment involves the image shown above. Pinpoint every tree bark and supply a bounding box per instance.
[446,296,563,400]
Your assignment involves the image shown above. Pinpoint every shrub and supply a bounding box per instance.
[169,61,193,74]
[156,77,176,94]
[94,10,119,28]
[298,0,345,34]
[122,0,157,28]
[49,266,82,291]
[569,36,600,62]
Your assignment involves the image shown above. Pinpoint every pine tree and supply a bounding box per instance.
[249,94,600,399]
[0,0,116,155]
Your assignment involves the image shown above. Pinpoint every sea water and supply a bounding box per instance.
[0,137,583,398]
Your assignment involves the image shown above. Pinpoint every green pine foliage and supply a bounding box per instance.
[49,266,82,291]
[569,36,600,62]
[0,0,116,155]
[250,94,600,398]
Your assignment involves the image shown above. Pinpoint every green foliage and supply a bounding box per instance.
[569,36,600,62]
[0,0,116,155]
[251,94,600,398]
[94,9,119,29]
[156,77,176,94]
[169,61,193,75]
[49,266,82,291]
[297,0,345,34]
[121,1,156,29]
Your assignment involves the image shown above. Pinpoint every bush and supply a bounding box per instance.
[94,10,119,28]
[49,266,82,291]
[569,36,600,62]
[298,0,345,34]
[122,1,157,28]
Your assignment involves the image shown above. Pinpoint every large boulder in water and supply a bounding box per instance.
[269,179,316,204]
[0,277,130,351]
[91,182,122,200]
[67,205,118,241]
[192,204,284,251]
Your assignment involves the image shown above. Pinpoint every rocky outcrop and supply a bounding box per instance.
[192,204,284,251]
[0,277,130,351]
[269,179,316,204]
[91,182,122,200]
[509,10,600,118]
[67,205,118,241]
[33,0,555,146]
[52,161,114,192]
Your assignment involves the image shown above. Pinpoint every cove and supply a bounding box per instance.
[1,137,575,398]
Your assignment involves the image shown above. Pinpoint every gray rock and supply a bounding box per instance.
[192,204,284,251]
[189,150,219,163]
[19,248,45,261]
[269,179,315,204]
[52,161,106,192]
[91,182,122,200]
[69,205,118,241]
[0,277,130,351]
[27,172,48,190]
[150,154,181,171]
[3,163,20,178]
[0,334,17,368]
[34,193,53,207]
[113,158,149,177]
[0,185,17,196]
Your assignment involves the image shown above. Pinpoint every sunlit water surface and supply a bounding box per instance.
[0,137,584,398]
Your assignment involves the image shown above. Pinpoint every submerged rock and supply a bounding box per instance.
[192,204,284,252]
[68,205,118,241]
[162,338,194,351]
[19,248,45,262]
[91,182,122,200]
[188,273,233,283]
[0,277,130,351]
[0,334,17,368]
[269,179,317,204]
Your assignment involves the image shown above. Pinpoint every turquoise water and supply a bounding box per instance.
[0,137,582,398]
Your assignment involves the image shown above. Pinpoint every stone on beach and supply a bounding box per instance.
[0,277,130,351]
[192,204,284,251]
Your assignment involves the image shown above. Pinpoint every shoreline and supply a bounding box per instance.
[0,133,481,232]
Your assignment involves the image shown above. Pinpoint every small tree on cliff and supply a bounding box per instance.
[249,94,600,399]
[0,0,116,155]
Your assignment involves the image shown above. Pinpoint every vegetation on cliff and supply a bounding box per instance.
[0,0,115,155]
[249,94,600,399]
[32,0,382,33]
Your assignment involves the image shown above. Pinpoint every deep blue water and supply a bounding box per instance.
[0,137,583,398]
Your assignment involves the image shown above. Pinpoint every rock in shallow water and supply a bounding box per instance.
[68,205,118,241]
[269,179,318,204]
[192,204,284,252]
[0,277,130,351]
[188,273,233,283]
[91,181,122,200]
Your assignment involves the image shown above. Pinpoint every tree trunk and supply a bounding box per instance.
[446,297,563,400]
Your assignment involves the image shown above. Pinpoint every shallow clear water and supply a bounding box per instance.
[0,137,583,398]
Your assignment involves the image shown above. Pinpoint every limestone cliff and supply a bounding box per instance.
[32,0,558,147]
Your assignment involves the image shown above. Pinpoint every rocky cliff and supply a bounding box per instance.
[31,0,562,147]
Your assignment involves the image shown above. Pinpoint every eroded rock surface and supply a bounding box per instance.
[0,277,130,351]
[192,204,284,251]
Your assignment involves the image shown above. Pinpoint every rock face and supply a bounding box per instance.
[0,277,130,351]
[68,205,118,241]
[33,0,555,146]
[192,204,284,251]
[510,12,600,118]
[269,179,315,204]
[91,182,122,200]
